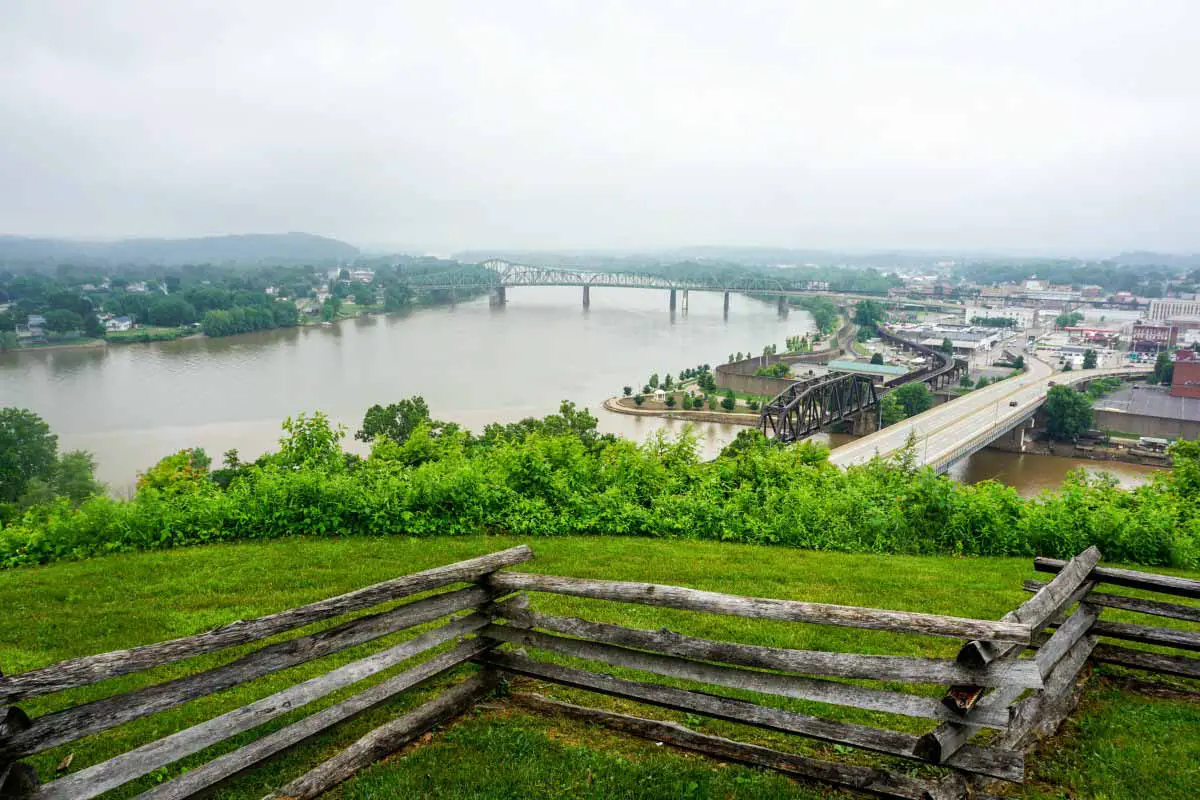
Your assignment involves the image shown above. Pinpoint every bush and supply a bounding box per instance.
[3,401,1199,571]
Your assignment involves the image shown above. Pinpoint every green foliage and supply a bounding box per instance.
[880,394,905,426]
[0,331,19,352]
[870,352,884,365]
[892,382,934,417]
[1055,311,1085,328]
[1045,386,1094,441]
[939,337,954,354]
[795,297,838,333]
[720,391,736,411]
[1154,352,1174,385]
[4,403,1200,571]
[754,362,790,378]
[1083,349,1098,369]
[0,409,58,503]
[959,375,973,388]
[355,397,431,444]
[1012,354,1025,369]
[853,300,887,327]
[277,413,346,472]
[43,308,83,333]
[633,394,644,406]
[664,394,676,408]
[975,376,990,389]
[970,316,1017,328]
[146,296,197,327]
[648,373,659,389]
[622,386,632,397]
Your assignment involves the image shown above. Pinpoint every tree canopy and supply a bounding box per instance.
[0,408,58,503]
[892,382,934,418]
[1044,386,1093,440]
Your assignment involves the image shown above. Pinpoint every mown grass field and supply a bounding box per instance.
[0,536,1196,799]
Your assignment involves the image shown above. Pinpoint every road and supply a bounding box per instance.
[828,356,1151,471]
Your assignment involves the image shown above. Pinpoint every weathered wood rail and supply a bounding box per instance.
[1,544,1193,800]
[0,546,533,800]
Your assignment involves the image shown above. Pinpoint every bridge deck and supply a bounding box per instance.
[828,360,1151,472]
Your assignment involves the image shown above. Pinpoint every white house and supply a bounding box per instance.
[105,316,134,332]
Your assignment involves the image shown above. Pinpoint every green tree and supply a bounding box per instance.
[0,331,18,352]
[356,396,431,443]
[321,296,341,322]
[1055,311,1084,328]
[278,412,346,471]
[622,386,632,396]
[136,448,213,496]
[880,394,905,426]
[893,382,934,417]
[663,374,674,390]
[1082,349,1098,369]
[1044,385,1093,440]
[43,309,83,333]
[870,352,884,365]
[975,376,990,389]
[146,296,197,327]
[720,390,736,411]
[939,338,954,355]
[959,375,973,388]
[664,394,676,408]
[853,300,886,327]
[383,285,413,311]
[692,396,704,409]
[83,313,106,338]
[633,394,644,406]
[1153,352,1174,385]
[1012,355,1025,369]
[52,450,102,505]
[648,373,659,389]
[0,408,59,503]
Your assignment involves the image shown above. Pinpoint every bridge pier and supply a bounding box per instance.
[682,290,689,311]
[582,285,590,308]
[669,288,677,311]
[777,295,788,316]
[988,419,1034,454]
[723,291,730,314]
[490,286,506,307]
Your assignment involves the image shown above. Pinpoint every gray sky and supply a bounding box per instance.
[2,1,1198,253]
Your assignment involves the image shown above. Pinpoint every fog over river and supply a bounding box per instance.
[0,287,1159,494]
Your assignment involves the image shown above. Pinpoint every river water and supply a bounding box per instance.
[0,287,1161,495]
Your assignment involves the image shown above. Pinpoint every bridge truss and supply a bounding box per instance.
[758,373,879,443]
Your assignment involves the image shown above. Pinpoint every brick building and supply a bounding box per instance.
[1171,350,1200,398]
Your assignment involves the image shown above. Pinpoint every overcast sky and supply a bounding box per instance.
[2,1,1198,254]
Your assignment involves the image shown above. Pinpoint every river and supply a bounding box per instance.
[0,287,1162,495]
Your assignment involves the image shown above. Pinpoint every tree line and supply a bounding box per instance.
[3,398,1197,571]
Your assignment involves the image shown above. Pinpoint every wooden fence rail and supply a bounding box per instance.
[0,546,532,800]
[2,544,1193,800]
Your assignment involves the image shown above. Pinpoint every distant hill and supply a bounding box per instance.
[0,233,359,266]
[1110,251,1200,269]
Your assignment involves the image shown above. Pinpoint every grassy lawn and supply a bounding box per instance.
[0,536,1195,799]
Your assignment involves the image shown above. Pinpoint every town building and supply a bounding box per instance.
[105,316,134,332]
[1171,350,1200,399]
[962,306,1039,330]
[1148,298,1200,321]
[1131,322,1178,353]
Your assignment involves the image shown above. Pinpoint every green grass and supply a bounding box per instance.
[0,537,1195,799]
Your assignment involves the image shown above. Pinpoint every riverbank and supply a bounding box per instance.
[603,395,757,425]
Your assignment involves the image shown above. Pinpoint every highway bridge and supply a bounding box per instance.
[405,259,964,312]
[827,358,1152,472]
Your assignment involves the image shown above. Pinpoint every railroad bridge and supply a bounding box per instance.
[758,327,967,443]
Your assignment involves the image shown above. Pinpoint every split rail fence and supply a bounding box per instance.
[0,544,1195,800]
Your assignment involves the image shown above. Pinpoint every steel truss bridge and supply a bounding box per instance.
[759,373,879,443]
[758,326,968,443]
